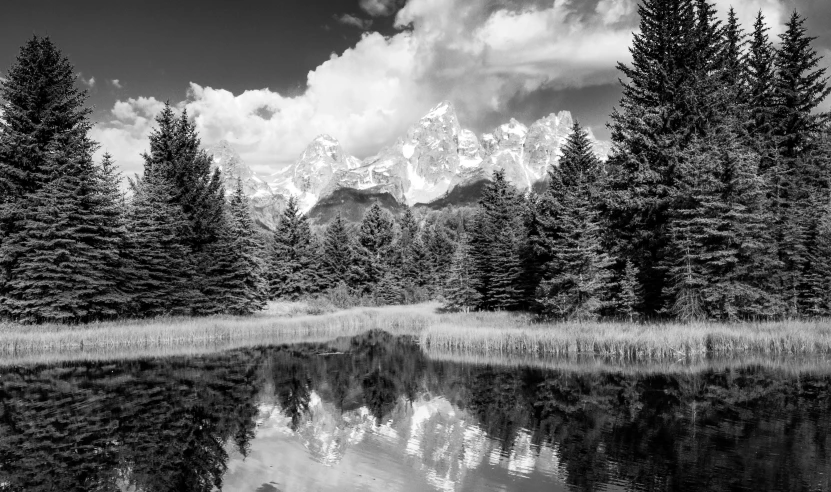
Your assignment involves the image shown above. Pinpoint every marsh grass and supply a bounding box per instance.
[2,303,831,366]
[419,313,831,359]
[0,304,435,366]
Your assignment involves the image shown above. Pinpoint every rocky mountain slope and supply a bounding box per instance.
[210,102,609,227]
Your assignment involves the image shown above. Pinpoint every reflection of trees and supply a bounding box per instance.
[2,333,830,492]
[0,351,262,492]
[265,335,831,492]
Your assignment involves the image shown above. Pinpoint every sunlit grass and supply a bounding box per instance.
[419,314,831,359]
[2,303,831,366]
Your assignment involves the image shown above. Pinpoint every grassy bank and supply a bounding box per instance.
[419,313,831,359]
[0,303,436,366]
[2,304,831,366]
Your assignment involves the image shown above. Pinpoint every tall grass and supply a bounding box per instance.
[2,304,831,366]
[0,304,435,366]
[419,313,831,359]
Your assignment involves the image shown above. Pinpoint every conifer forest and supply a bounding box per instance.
[1,2,830,325]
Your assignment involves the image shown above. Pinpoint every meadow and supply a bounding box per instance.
[2,302,831,366]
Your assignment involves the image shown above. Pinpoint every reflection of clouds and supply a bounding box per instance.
[224,393,568,491]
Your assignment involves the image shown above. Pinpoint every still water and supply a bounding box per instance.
[1,330,830,491]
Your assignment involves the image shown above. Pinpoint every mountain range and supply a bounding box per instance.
[209,102,609,228]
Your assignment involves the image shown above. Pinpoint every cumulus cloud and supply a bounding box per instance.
[359,0,402,17]
[335,13,373,30]
[109,79,123,89]
[94,0,793,177]
[78,73,96,88]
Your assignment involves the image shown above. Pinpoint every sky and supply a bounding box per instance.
[1,0,830,177]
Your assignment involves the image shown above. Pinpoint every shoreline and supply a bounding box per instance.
[2,303,831,366]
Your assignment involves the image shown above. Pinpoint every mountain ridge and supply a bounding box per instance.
[209,102,609,227]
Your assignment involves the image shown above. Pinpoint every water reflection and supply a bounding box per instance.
[1,330,830,491]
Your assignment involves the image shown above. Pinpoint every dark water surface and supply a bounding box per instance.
[1,331,830,491]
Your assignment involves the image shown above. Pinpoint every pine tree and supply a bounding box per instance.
[354,203,396,292]
[122,173,197,317]
[663,117,783,321]
[615,260,642,322]
[444,234,480,312]
[0,147,128,322]
[268,197,320,300]
[535,123,615,320]
[469,169,525,310]
[425,223,455,296]
[0,37,97,313]
[0,38,129,322]
[746,12,777,144]
[770,12,831,316]
[201,182,267,315]
[604,0,721,315]
[320,212,357,288]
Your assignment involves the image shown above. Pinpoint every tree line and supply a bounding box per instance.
[0,37,266,323]
[1,0,830,324]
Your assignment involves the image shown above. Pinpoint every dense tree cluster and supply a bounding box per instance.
[2,0,830,325]
[0,37,265,323]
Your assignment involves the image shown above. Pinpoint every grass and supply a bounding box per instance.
[419,313,831,359]
[2,303,831,366]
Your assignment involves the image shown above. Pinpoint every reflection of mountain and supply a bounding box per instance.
[241,332,831,492]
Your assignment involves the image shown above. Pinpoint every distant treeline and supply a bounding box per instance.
[1,0,830,324]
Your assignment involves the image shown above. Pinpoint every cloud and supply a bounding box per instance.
[335,13,373,30]
[711,0,788,35]
[359,0,402,17]
[110,79,123,89]
[78,73,95,88]
[94,0,793,178]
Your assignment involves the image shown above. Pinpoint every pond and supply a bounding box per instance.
[1,330,830,491]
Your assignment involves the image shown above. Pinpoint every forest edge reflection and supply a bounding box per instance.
[1,330,830,491]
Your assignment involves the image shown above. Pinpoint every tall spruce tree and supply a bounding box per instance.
[320,212,356,288]
[268,197,320,300]
[123,173,197,317]
[469,169,526,310]
[746,12,777,145]
[0,37,98,315]
[354,203,396,292]
[0,37,129,322]
[770,12,831,316]
[535,123,615,320]
[604,0,723,316]
[202,181,267,314]
[663,116,783,321]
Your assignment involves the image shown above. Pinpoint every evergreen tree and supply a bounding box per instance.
[0,38,129,322]
[614,260,642,322]
[354,203,396,291]
[0,147,127,322]
[142,105,226,251]
[604,0,721,315]
[123,173,197,317]
[201,181,267,315]
[269,197,320,300]
[320,212,356,288]
[0,37,97,311]
[663,117,783,321]
[469,169,526,310]
[425,223,455,296]
[770,12,831,316]
[535,123,615,320]
[746,12,777,144]
[444,234,480,312]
